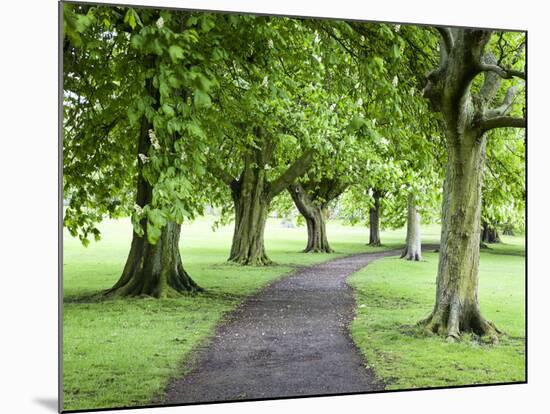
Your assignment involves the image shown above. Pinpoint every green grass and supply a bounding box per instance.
[63,216,418,411]
[349,236,526,390]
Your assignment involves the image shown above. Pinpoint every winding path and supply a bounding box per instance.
[164,249,404,404]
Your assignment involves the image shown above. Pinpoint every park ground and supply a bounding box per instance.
[63,217,525,411]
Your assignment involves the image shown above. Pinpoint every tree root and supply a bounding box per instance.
[303,246,334,253]
[400,247,422,261]
[104,263,202,298]
[228,253,273,266]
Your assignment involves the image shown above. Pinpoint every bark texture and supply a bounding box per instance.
[420,29,524,340]
[368,189,382,246]
[107,109,200,297]
[401,193,422,261]
[288,179,346,253]
[228,172,272,266]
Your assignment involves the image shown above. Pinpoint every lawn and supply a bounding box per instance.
[349,236,526,390]
[63,216,426,411]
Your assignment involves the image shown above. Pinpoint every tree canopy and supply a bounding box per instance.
[63,1,525,334]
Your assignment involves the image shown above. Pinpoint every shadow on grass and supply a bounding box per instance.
[64,288,246,304]
[480,243,525,257]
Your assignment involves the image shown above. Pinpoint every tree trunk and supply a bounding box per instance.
[481,222,501,243]
[228,167,272,266]
[107,221,201,297]
[368,190,382,246]
[401,193,422,261]
[289,183,333,253]
[106,115,200,297]
[212,132,313,266]
[419,131,499,341]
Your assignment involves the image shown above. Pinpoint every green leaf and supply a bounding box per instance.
[168,45,184,62]
[188,121,205,138]
[124,9,141,30]
[349,116,366,131]
[159,81,170,98]
[392,44,401,59]
[162,103,175,117]
[146,221,162,244]
[193,89,211,108]
[148,208,167,227]
[200,15,216,32]
[127,106,141,125]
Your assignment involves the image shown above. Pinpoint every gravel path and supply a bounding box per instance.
[163,249,404,404]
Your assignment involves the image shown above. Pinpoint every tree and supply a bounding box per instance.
[401,193,422,260]
[204,17,337,265]
[288,178,347,253]
[420,28,526,340]
[63,5,225,296]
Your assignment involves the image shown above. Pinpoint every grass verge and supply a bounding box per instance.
[348,237,526,390]
[63,217,425,410]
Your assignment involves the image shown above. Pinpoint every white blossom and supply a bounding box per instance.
[156,16,164,29]
[133,204,144,215]
[329,103,336,111]
[261,76,269,88]
[148,129,161,150]
[394,24,401,32]
[357,98,363,106]
[267,38,274,49]
[138,153,149,164]
[392,75,399,87]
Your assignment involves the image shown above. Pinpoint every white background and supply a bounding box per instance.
[1,0,547,413]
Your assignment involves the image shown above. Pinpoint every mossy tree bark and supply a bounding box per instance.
[288,179,347,253]
[228,166,272,266]
[211,133,314,265]
[401,193,422,261]
[106,111,200,297]
[368,189,382,246]
[420,28,525,341]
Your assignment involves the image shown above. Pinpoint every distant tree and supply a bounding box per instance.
[481,128,525,245]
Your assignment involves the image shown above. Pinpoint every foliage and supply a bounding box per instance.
[483,124,526,232]
[64,5,228,245]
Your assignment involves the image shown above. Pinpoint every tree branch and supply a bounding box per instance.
[268,149,314,198]
[484,84,523,119]
[480,116,526,132]
[436,27,454,52]
[478,63,525,80]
